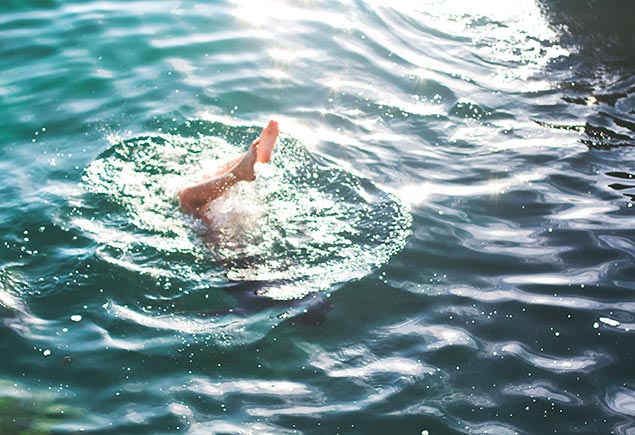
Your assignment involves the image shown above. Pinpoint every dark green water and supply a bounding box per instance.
[2,1,635,434]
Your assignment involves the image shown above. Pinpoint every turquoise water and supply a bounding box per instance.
[2,1,635,434]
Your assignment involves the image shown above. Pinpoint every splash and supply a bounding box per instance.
[78,121,411,301]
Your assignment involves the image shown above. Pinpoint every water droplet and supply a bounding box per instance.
[599,317,621,327]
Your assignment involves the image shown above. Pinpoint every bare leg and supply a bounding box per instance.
[210,119,278,176]
[257,120,279,163]
[178,120,279,222]
[178,141,258,221]
[212,139,260,177]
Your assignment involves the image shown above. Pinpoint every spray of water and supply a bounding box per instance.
[78,121,411,301]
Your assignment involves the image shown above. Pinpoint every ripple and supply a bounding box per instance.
[604,387,635,417]
[380,318,478,351]
[108,301,281,346]
[502,381,582,405]
[0,266,26,313]
[244,386,397,418]
[306,342,434,379]
[602,386,635,434]
[0,266,48,339]
[324,355,431,379]
[186,377,314,399]
[502,270,599,285]
[448,285,635,312]
[78,120,411,302]
[186,419,298,435]
[494,342,609,373]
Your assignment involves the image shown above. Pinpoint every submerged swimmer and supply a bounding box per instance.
[178,120,279,222]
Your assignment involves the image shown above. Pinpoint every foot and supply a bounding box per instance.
[230,141,258,182]
[256,120,279,163]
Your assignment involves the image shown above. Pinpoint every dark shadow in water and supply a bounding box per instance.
[605,171,635,201]
[538,0,635,55]
[537,0,635,200]
[186,281,334,327]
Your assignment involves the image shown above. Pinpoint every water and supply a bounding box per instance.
[1,1,634,433]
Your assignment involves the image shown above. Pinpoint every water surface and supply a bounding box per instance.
[1,1,635,434]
